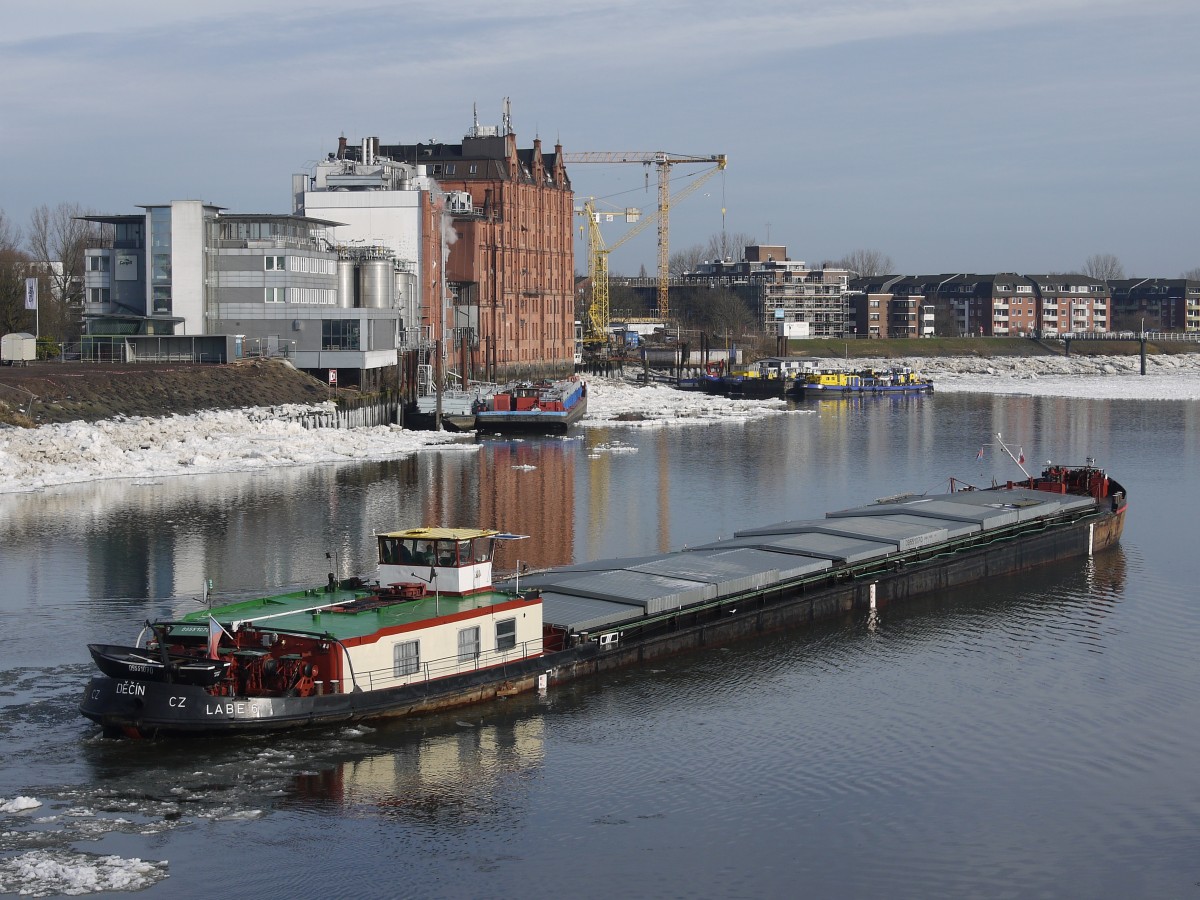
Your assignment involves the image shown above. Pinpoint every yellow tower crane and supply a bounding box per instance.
[565,151,727,326]
[576,198,641,345]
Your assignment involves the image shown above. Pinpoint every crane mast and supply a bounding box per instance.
[565,151,727,326]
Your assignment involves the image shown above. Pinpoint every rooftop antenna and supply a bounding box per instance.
[502,97,512,135]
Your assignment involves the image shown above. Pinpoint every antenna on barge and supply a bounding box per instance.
[994,432,1032,480]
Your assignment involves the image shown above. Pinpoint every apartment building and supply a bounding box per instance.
[1025,275,1110,336]
[846,276,935,338]
[687,246,851,337]
[845,273,1110,338]
[1108,278,1199,332]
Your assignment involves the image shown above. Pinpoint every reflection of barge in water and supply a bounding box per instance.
[80,460,1126,738]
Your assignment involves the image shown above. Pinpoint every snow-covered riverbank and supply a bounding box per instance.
[1,354,1197,494]
[886,352,1200,400]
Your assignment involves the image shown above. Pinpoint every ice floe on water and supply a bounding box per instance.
[0,796,171,896]
[582,376,794,426]
[0,797,40,814]
[0,850,167,897]
[0,408,473,494]
[0,356,1197,494]
[879,352,1200,401]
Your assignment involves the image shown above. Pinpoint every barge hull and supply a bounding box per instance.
[79,503,1123,737]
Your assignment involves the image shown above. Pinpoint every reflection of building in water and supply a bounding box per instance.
[468,440,577,570]
[291,717,545,814]
[984,395,1114,471]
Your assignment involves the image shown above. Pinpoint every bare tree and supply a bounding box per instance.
[1081,253,1125,281]
[1182,267,1200,281]
[703,231,757,264]
[0,209,34,334]
[672,285,756,335]
[669,232,760,276]
[668,244,709,277]
[26,203,106,341]
[835,248,895,277]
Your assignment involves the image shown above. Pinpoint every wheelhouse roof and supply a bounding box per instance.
[376,527,500,541]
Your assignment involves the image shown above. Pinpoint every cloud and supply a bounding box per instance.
[1,0,1198,276]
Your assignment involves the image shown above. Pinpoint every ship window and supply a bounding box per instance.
[393,640,420,677]
[457,626,480,662]
[496,618,516,651]
[473,537,493,562]
[378,537,400,565]
[412,540,435,565]
[457,540,473,564]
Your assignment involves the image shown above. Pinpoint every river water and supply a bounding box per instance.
[1,390,1197,898]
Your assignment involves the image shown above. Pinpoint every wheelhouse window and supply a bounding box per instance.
[378,536,401,565]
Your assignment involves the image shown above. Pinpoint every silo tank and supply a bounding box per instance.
[337,259,357,308]
[358,258,393,309]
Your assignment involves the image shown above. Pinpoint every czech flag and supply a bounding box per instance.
[207,616,225,659]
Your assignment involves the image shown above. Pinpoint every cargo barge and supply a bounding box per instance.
[475,376,587,433]
[80,458,1126,738]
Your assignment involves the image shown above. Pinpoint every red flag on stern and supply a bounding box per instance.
[207,616,224,659]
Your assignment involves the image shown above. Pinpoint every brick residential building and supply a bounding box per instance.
[1025,275,1110,336]
[1107,278,1199,332]
[362,114,576,382]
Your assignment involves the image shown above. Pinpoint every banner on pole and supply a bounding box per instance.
[24,278,38,311]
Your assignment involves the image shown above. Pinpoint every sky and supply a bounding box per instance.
[2,0,1198,279]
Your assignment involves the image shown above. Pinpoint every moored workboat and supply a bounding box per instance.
[796,367,936,393]
[81,453,1126,739]
[408,383,498,432]
[793,366,933,396]
[475,376,587,433]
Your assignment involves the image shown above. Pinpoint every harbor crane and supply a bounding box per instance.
[564,151,727,329]
[575,198,642,345]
